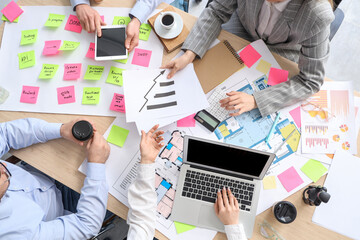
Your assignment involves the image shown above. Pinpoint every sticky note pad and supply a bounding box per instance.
[256,59,271,75]
[2,11,20,23]
[174,221,196,234]
[277,166,304,192]
[57,85,75,104]
[20,29,38,45]
[289,107,301,128]
[301,159,327,183]
[110,93,125,113]
[107,125,129,147]
[106,66,124,86]
[86,42,95,59]
[18,50,36,69]
[64,63,82,80]
[112,16,131,25]
[45,13,65,27]
[263,176,277,190]
[139,23,151,41]
[20,86,39,104]
[43,40,61,56]
[65,14,82,33]
[239,44,261,68]
[267,67,289,86]
[177,114,196,127]
[59,40,80,51]
[84,65,105,80]
[1,1,23,23]
[82,87,100,105]
[39,64,59,79]
[131,48,152,67]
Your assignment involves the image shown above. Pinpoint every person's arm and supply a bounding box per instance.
[70,0,90,11]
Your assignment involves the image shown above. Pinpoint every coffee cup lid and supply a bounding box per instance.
[273,201,297,224]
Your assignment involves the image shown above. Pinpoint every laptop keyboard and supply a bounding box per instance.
[181,170,255,212]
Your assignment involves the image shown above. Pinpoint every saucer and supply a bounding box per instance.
[154,12,184,39]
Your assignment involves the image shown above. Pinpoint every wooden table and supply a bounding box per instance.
[0,1,358,239]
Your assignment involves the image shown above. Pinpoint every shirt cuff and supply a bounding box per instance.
[137,163,155,180]
[44,122,62,140]
[129,1,152,24]
[86,162,106,181]
[70,0,90,11]
[224,224,246,240]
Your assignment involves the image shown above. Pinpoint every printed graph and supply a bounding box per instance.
[330,90,349,117]
[304,125,328,134]
[305,138,329,148]
[308,90,328,108]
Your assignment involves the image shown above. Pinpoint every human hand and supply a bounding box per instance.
[219,91,257,116]
[214,187,240,225]
[140,124,164,164]
[161,50,196,79]
[125,18,141,53]
[60,118,97,146]
[86,132,110,164]
[75,4,106,37]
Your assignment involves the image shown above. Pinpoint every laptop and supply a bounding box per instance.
[171,135,275,238]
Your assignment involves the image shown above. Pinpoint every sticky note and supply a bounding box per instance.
[289,107,301,128]
[65,14,82,33]
[45,13,65,27]
[139,23,151,41]
[131,48,152,67]
[84,65,105,80]
[218,124,230,137]
[63,63,82,80]
[112,16,131,25]
[239,44,261,68]
[86,42,95,59]
[20,29,38,45]
[82,87,100,105]
[39,64,59,79]
[20,86,39,104]
[279,123,300,152]
[2,11,19,22]
[256,59,271,75]
[107,125,129,147]
[263,176,277,190]
[301,159,327,183]
[277,166,304,192]
[57,85,75,104]
[106,66,124,86]
[267,67,289,86]
[110,93,125,113]
[43,40,61,56]
[113,55,129,64]
[177,114,196,127]
[18,50,36,69]
[174,221,196,234]
[1,1,23,23]
[58,40,80,51]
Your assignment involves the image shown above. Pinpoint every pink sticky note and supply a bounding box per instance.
[57,86,75,104]
[177,114,196,127]
[63,63,82,80]
[277,166,304,192]
[43,40,61,56]
[110,93,125,113]
[65,14,82,33]
[239,44,261,68]
[1,1,23,23]
[131,48,152,67]
[86,42,95,59]
[268,67,289,86]
[20,86,39,104]
[289,106,301,128]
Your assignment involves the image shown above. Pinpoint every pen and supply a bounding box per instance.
[273,129,296,154]
[265,112,281,144]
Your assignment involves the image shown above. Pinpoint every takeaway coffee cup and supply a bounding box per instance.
[160,12,175,30]
[272,201,297,224]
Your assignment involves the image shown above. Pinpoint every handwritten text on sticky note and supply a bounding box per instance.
[20,85,39,104]
[65,14,82,33]
[57,85,75,104]
[86,42,95,59]
[39,64,59,79]
[84,65,105,80]
[18,50,36,69]
[45,13,65,27]
[106,66,124,86]
[110,93,125,113]
[43,40,61,55]
[20,29,38,45]
[82,87,100,104]
[63,63,82,80]
[59,40,80,51]
[131,48,152,67]
[139,24,151,41]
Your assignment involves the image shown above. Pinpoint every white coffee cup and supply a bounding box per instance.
[160,12,175,30]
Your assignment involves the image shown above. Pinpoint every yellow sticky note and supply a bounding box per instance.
[18,50,36,69]
[106,66,124,86]
[20,29,38,45]
[39,64,59,79]
[256,59,271,75]
[218,124,230,137]
[82,87,101,105]
[174,221,196,234]
[107,125,129,147]
[58,40,80,51]
[263,176,277,190]
[279,124,300,152]
[301,159,328,183]
[84,65,105,80]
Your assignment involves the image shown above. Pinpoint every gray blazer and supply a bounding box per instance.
[183,0,334,116]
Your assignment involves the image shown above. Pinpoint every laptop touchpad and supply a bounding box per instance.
[197,205,224,230]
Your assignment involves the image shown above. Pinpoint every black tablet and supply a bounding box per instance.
[95,25,128,61]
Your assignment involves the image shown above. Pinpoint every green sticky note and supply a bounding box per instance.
[84,65,105,80]
[112,16,131,25]
[301,159,328,183]
[107,125,129,147]
[113,58,128,64]
[45,13,65,27]
[58,40,80,51]
[20,29,38,45]
[18,50,36,69]
[174,221,196,234]
[139,23,151,41]
[106,66,124,86]
[82,87,101,105]
[39,64,59,79]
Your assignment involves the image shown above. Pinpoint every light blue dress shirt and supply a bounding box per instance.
[0,118,108,240]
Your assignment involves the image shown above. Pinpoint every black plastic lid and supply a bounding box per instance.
[273,201,297,224]
[72,120,93,141]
